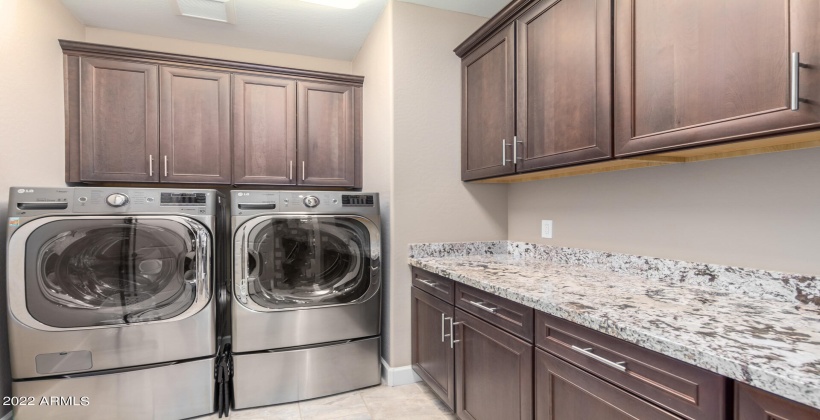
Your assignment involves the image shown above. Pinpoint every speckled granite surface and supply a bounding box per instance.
[408,242,820,409]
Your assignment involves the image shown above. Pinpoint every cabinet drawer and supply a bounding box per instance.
[412,268,454,304]
[735,382,820,420]
[536,311,727,420]
[456,283,533,342]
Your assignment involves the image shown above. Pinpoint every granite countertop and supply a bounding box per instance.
[408,242,820,410]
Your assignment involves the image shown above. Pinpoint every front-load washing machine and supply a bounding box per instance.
[230,191,381,410]
[6,187,227,420]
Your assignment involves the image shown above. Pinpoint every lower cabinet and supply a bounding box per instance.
[535,349,680,419]
[454,308,533,420]
[411,287,455,410]
[410,267,817,420]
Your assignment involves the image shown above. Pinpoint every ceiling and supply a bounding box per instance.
[61,0,508,61]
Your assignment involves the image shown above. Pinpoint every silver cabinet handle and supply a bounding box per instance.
[149,155,154,176]
[418,279,437,288]
[502,139,507,165]
[791,52,801,111]
[450,319,463,348]
[515,135,523,162]
[302,161,306,181]
[571,345,627,372]
[441,313,446,342]
[163,155,168,177]
[468,300,498,314]
[289,161,293,180]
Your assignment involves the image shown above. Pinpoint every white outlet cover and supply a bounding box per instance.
[541,220,553,239]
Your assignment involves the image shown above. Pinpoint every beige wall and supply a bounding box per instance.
[389,2,507,367]
[352,1,396,363]
[0,0,85,408]
[508,147,820,276]
[85,27,353,74]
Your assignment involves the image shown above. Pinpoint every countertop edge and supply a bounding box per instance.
[408,257,820,410]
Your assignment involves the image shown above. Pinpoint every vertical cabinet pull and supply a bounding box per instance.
[288,161,293,180]
[791,52,801,111]
[450,319,463,348]
[502,139,507,165]
[163,155,168,177]
[302,161,306,181]
[515,136,523,162]
[149,155,154,177]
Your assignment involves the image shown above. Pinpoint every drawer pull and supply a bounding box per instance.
[571,345,627,372]
[468,300,498,314]
[418,279,437,288]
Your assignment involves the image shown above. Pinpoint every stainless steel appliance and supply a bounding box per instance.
[6,187,226,420]
[230,191,381,410]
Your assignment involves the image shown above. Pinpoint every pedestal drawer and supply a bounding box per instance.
[535,311,728,420]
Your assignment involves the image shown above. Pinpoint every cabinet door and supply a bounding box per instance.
[516,0,612,171]
[160,66,231,184]
[536,349,681,419]
[455,308,532,420]
[411,287,455,410]
[79,58,159,182]
[233,74,297,185]
[461,24,516,181]
[735,382,820,420]
[614,0,820,156]
[297,81,356,187]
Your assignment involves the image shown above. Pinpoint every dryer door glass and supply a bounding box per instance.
[246,216,372,309]
[25,217,209,328]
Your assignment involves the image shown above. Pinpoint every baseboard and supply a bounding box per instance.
[380,358,421,387]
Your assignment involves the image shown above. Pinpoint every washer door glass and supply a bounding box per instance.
[246,216,372,309]
[25,217,208,328]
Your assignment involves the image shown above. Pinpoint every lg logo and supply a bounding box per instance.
[17,189,33,194]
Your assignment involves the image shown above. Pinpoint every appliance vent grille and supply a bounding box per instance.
[176,0,231,23]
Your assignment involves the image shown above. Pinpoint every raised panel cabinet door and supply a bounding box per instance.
[516,0,612,171]
[160,66,231,184]
[79,57,159,182]
[233,74,297,185]
[297,81,356,187]
[535,349,682,419]
[461,24,516,181]
[614,0,820,156]
[735,382,820,420]
[411,287,455,410]
[454,308,533,420]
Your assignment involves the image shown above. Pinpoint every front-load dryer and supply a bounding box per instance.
[230,191,381,410]
[6,187,226,420]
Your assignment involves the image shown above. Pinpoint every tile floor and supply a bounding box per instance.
[209,381,455,420]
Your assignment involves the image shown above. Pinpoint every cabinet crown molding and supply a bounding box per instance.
[453,0,535,58]
[59,40,364,85]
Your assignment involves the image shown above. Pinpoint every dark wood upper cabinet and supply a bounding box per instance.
[535,349,682,420]
[461,24,516,181]
[516,0,612,171]
[159,66,231,184]
[455,308,533,420]
[77,57,159,183]
[233,74,297,185]
[614,0,820,156]
[411,287,455,411]
[62,40,363,187]
[297,81,357,187]
[735,382,820,420]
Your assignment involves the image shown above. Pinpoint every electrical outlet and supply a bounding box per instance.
[541,220,553,239]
